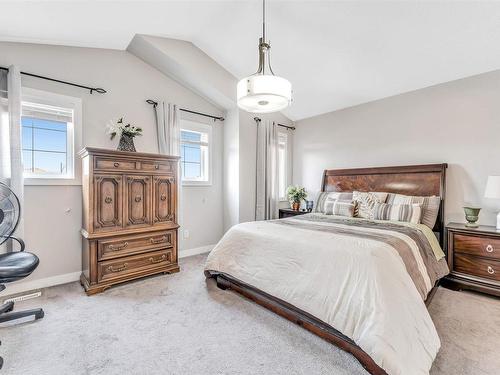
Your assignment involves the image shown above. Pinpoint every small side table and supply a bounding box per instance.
[278,208,309,219]
[443,222,500,297]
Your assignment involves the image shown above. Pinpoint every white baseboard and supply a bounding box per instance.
[2,271,81,298]
[2,245,214,297]
[179,244,214,258]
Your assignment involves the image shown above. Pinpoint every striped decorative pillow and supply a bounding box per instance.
[334,201,357,217]
[373,203,422,224]
[386,193,440,229]
[313,191,353,213]
[352,191,388,219]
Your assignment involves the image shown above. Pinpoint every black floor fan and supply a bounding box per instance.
[0,182,44,369]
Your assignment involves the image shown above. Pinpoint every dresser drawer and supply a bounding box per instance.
[453,233,500,260]
[97,231,175,261]
[139,160,174,173]
[94,157,136,172]
[98,249,173,282]
[454,253,500,282]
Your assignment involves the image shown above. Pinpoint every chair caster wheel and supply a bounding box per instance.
[35,309,44,320]
[5,305,13,313]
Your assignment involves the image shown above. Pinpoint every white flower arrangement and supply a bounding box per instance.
[107,117,143,140]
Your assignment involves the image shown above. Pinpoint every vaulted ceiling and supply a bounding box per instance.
[2,1,500,120]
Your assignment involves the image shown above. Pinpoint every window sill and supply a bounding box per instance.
[24,177,82,186]
[182,181,212,187]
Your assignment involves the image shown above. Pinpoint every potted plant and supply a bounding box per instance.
[286,185,307,211]
[107,117,143,152]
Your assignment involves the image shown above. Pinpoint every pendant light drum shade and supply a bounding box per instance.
[237,75,292,113]
[236,0,292,114]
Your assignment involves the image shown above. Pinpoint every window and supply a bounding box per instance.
[21,88,82,184]
[180,120,211,185]
[277,132,289,201]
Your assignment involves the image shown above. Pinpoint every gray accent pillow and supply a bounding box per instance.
[373,203,422,224]
[386,193,441,229]
[313,191,353,213]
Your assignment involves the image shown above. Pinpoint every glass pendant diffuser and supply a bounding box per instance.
[237,0,292,113]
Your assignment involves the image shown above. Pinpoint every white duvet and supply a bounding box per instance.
[205,215,446,375]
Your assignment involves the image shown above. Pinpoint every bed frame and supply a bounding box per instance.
[206,163,448,375]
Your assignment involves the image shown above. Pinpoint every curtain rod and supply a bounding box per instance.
[0,66,107,95]
[146,99,224,122]
[254,116,295,130]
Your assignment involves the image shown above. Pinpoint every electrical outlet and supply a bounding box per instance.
[183,230,190,239]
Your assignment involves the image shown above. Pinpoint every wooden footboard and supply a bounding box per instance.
[205,270,389,375]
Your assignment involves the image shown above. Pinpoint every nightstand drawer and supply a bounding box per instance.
[454,233,500,260]
[454,254,500,282]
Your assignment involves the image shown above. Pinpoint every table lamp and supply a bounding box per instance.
[484,175,500,230]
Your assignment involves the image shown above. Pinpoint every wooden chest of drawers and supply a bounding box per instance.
[444,223,500,297]
[79,147,180,295]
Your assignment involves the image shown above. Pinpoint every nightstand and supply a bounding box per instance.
[278,208,309,219]
[443,223,500,297]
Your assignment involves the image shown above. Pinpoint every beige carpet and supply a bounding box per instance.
[1,254,499,375]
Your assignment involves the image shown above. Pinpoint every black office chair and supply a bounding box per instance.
[0,182,44,368]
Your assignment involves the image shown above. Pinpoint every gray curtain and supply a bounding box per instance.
[154,102,183,232]
[0,65,24,249]
[255,119,279,220]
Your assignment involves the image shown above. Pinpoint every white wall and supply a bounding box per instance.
[0,42,224,288]
[294,69,500,226]
[222,107,240,231]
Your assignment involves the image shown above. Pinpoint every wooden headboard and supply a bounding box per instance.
[321,164,447,245]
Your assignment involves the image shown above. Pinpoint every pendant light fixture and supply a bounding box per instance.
[237,0,292,113]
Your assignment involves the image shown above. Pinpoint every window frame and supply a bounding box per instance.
[21,88,82,186]
[180,120,212,187]
[277,130,292,202]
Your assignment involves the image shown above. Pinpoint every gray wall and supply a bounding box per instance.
[293,70,500,226]
[0,42,224,287]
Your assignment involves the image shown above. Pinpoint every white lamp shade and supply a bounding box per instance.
[237,75,292,113]
[484,175,500,199]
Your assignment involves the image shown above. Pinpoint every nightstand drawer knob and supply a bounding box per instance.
[487,266,495,275]
[486,244,494,253]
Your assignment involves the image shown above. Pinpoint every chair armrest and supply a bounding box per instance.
[0,236,25,251]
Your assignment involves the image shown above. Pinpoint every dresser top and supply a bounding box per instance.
[78,147,180,160]
[447,222,500,235]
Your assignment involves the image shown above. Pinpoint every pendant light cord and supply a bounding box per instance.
[262,0,266,41]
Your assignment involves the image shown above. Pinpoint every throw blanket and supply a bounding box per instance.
[205,214,449,375]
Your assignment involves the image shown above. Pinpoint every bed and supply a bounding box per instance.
[205,164,449,375]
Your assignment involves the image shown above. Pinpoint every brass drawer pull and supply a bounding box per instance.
[150,236,167,244]
[105,197,112,204]
[114,162,120,168]
[155,164,160,170]
[108,242,128,251]
[486,244,494,253]
[149,254,166,264]
[160,194,167,201]
[107,263,128,273]
[487,266,495,275]
[135,196,142,202]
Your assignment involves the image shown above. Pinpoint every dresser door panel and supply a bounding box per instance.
[93,175,123,232]
[153,176,176,225]
[124,175,152,229]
